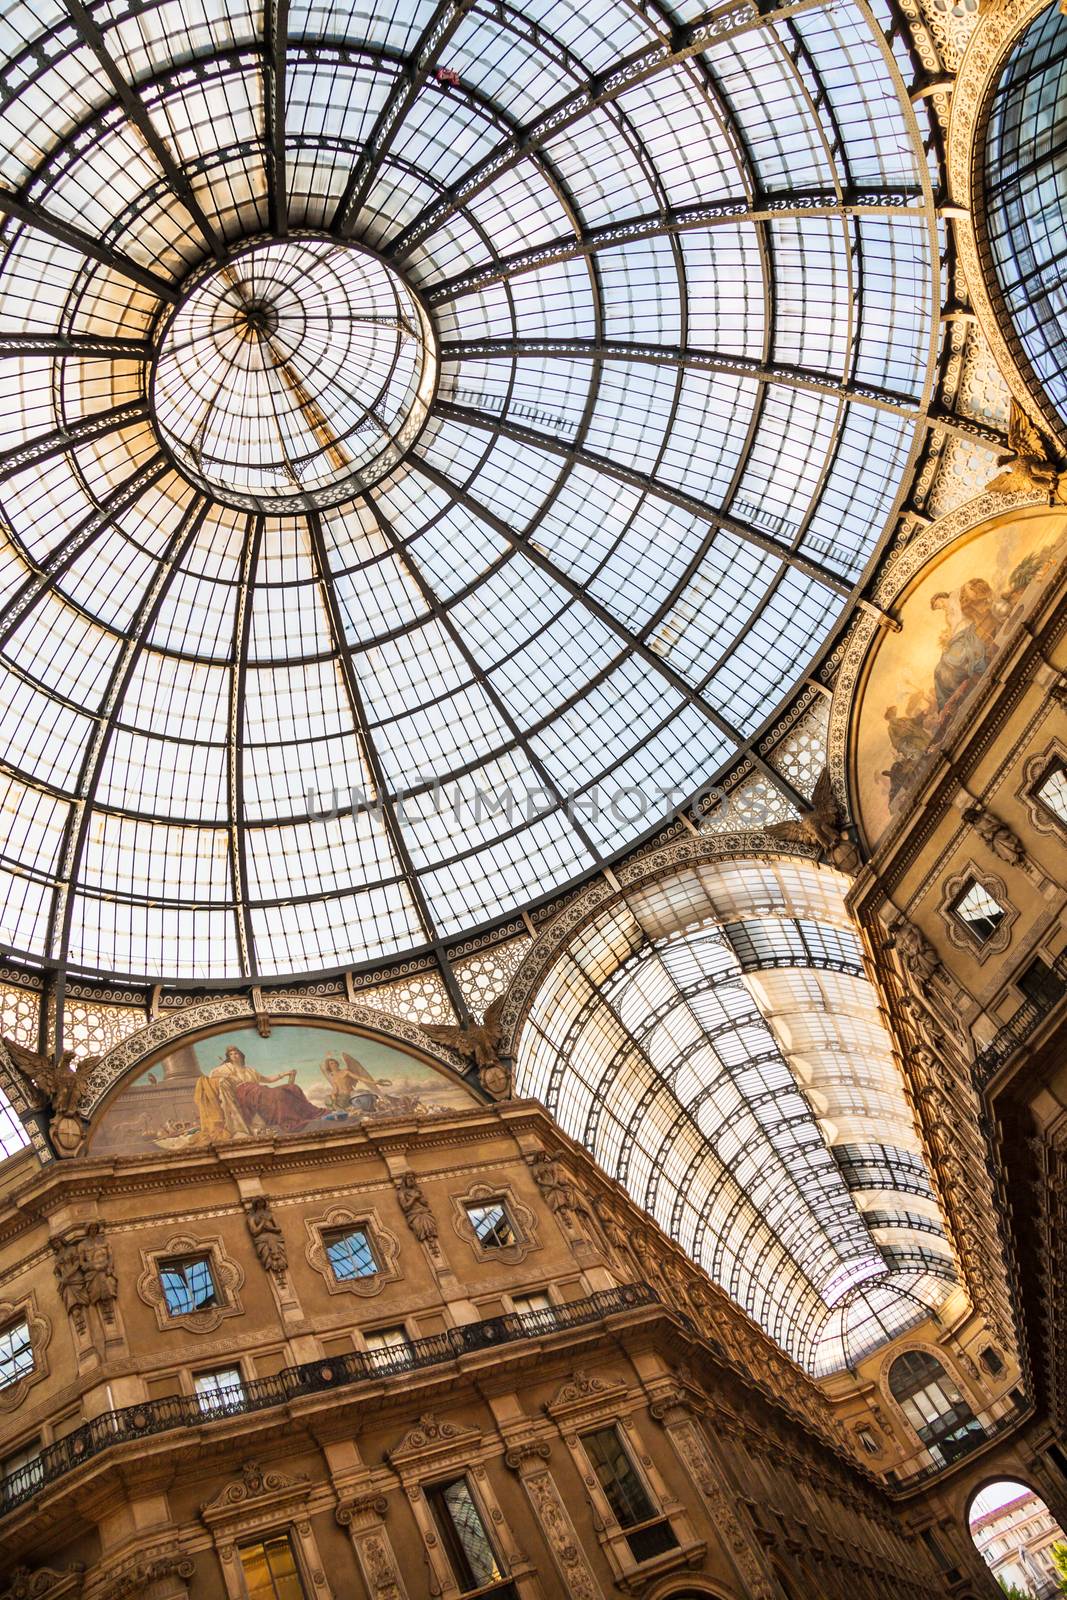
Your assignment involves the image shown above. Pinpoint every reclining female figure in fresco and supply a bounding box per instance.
[193,1044,322,1139]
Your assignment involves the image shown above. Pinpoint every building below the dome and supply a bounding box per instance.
[0,1100,963,1599]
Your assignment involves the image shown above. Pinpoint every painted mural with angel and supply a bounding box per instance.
[853,507,1067,847]
[88,1023,475,1156]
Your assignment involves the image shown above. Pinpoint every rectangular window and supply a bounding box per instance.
[0,1320,33,1389]
[466,1201,516,1249]
[581,1426,657,1529]
[1034,757,1067,825]
[3,1439,43,1500]
[238,1535,306,1600]
[426,1476,514,1596]
[323,1226,377,1281]
[581,1425,678,1563]
[950,879,1006,942]
[194,1367,245,1416]
[511,1292,551,1316]
[1017,956,1066,1010]
[159,1255,219,1316]
[363,1325,412,1370]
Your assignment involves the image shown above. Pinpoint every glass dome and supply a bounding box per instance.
[984,0,1067,427]
[0,0,937,982]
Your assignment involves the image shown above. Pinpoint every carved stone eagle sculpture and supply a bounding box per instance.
[422,993,506,1070]
[2,1038,102,1156]
[765,767,861,875]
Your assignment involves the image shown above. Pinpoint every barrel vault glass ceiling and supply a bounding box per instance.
[515,857,956,1375]
[0,0,939,984]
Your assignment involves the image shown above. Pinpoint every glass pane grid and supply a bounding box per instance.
[0,0,935,981]
[324,1226,377,1280]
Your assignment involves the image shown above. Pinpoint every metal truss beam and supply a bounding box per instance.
[425,187,925,305]
[305,509,469,1014]
[439,336,922,419]
[0,188,179,302]
[47,497,211,1029]
[264,0,290,233]
[331,0,475,234]
[431,398,852,594]
[0,334,150,360]
[0,454,168,647]
[62,0,224,262]
[386,0,831,260]
[0,400,148,481]
[228,515,263,977]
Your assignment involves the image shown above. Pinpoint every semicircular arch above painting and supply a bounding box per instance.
[843,502,1067,851]
[88,1020,479,1158]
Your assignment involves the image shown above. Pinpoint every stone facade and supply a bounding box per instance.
[0,1098,949,1599]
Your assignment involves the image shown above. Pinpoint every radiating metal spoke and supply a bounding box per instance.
[432,398,852,594]
[0,401,149,481]
[385,0,832,260]
[0,188,179,302]
[61,0,224,261]
[410,451,810,812]
[439,337,922,418]
[331,0,475,235]
[0,333,150,360]
[0,453,168,646]
[47,497,212,1023]
[264,0,290,233]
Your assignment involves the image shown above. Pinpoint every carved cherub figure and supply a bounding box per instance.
[423,993,506,1070]
[2,1038,102,1157]
[766,769,861,875]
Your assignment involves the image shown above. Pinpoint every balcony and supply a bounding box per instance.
[975,949,1067,1084]
[0,1283,657,1517]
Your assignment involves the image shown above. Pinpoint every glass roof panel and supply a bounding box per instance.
[515,858,955,1374]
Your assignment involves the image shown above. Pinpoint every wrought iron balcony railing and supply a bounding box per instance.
[0,1282,658,1517]
[975,949,1067,1084]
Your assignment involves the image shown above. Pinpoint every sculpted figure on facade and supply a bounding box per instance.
[884,917,941,991]
[529,1150,587,1222]
[52,1223,116,1325]
[52,1236,90,1323]
[246,1196,288,1277]
[961,801,1028,867]
[395,1172,438,1244]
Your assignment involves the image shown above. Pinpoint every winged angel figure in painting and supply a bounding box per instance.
[1,1038,102,1157]
[422,994,512,1099]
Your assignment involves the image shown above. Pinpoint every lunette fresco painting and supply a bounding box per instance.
[854,510,1067,847]
[89,1024,474,1156]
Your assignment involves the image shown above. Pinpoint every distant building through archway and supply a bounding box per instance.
[968,1479,1067,1598]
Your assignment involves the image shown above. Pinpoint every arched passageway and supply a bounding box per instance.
[967,1479,1067,1598]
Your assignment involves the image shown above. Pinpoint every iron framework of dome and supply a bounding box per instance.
[0,0,939,985]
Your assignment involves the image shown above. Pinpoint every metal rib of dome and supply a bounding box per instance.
[0,0,938,983]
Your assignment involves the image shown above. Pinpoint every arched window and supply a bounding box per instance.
[888,1350,984,1466]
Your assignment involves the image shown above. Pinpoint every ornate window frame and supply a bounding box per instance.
[0,1293,50,1412]
[199,1461,331,1600]
[136,1234,244,1334]
[304,1206,400,1299]
[449,1182,538,1267]
[1021,741,1067,837]
[938,863,1017,961]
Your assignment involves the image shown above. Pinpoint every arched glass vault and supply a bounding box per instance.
[514,855,955,1375]
[0,0,939,986]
